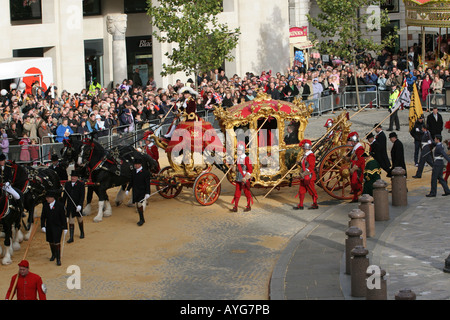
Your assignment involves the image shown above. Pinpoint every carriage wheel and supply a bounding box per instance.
[318,145,357,200]
[157,166,183,199]
[193,172,221,206]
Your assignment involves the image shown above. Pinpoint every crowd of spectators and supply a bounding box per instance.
[0,43,449,164]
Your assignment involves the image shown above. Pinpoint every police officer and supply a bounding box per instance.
[41,189,67,266]
[412,124,434,179]
[126,158,150,226]
[63,170,85,243]
[426,134,450,197]
[5,260,46,300]
[387,85,400,131]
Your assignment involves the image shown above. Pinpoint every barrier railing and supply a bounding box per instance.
[3,84,447,166]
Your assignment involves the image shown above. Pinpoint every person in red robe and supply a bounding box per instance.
[6,260,46,300]
[293,139,318,210]
[231,142,253,212]
[347,132,366,203]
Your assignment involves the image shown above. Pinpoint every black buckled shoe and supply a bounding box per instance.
[308,204,319,210]
[293,205,304,210]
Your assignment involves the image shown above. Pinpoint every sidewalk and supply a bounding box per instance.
[270,186,450,300]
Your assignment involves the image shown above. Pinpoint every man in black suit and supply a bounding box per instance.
[62,170,85,243]
[126,158,150,226]
[41,189,67,266]
[49,154,68,182]
[388,132,406,178]
[426,106,443,139]
[373,123,391,174]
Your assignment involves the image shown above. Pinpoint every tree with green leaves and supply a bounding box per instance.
[147,0,240,88]
[308,0,397,108]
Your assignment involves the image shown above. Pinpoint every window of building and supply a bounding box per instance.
[83,0,101,16]
[10,0,42,22]
[124,0,148,14]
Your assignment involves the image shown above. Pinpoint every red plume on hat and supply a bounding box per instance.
[143,130,154,141]
[300,139,312,149]
[324,119,334,128]
[347,132,359,142]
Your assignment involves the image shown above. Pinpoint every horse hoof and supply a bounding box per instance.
[93,218,102,223]
[2,258,12,265]
[12,243,20,251]
[115,201,122,207]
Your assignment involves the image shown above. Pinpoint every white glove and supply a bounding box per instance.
[125,190,129,196]
[4,182,10,188]
[41,227,46,233]
[144,194,150,200]
[416,128,420,132]
[76,205,82,212]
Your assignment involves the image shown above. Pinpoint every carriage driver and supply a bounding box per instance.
[63,170,85,243]
[230,142,253,213]
[0,153,23,214]
[126,158,150,226]
[293,139,319,210]
[346,132,366,203]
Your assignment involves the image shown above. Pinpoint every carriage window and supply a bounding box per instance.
[283,121,300,146]
[257,117,278,148]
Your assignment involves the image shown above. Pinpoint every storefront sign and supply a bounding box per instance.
[290,26,307,38]
[139,39,152,48]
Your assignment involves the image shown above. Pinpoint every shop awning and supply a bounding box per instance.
[293,41,314,50]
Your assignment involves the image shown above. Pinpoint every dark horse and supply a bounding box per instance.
[0,188,22,265]
[22,166,61,234]
[73,137,158,222]
[5,161,61,241]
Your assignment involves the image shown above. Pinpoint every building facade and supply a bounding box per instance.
[0,0,290,94]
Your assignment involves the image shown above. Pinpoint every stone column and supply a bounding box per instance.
[107,14,128,87]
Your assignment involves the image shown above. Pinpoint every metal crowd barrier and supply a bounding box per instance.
[5,84,447,166]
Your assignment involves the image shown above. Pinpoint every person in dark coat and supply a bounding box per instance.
[372,124,391,174]
[413,124,434,178]
[49,154,68,182]
[62,170,85,243]
[410,115,425,166]
[40,189,67,266]
[126,158,150,226]
[426,106,443,139]
[387,132,407,177]
[426,134,450,197]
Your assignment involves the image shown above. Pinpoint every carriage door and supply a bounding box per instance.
[257,117,280,179]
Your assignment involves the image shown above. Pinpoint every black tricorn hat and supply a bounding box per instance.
[51,154,59,161]
[389,132,397,138]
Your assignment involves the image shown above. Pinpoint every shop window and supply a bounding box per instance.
[124,0,148,14]
[10,0,42,22]
[83,0,101,16]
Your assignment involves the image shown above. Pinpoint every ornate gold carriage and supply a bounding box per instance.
[213,92,357,201]
[149,91,358,205]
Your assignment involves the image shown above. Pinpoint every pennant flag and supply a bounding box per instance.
[392,78,410,112]
[408,83,423,132]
